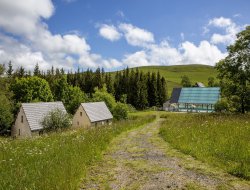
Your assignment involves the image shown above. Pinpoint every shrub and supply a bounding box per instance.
[112,102,128,120]
[0,94,13,133]
[214,99,229,112]
[41,108,71,132]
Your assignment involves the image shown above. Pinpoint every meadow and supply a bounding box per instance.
[136,64,217,95]
[0,114,156,190]
[159,113,250,180]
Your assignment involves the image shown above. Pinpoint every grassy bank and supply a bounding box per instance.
[0,114,156,190]
[159,113,250,180]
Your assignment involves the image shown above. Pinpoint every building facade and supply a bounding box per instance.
[72,102,113,128]
[11,102,66,138]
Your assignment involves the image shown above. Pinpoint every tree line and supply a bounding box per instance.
[0,63,167,133]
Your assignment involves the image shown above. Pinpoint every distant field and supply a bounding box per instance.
[113,64,217,97]
[159,113,250,180]
[0,114,156,190]
[137,64,217,96]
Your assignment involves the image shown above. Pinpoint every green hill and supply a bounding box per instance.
[127,64,217,96]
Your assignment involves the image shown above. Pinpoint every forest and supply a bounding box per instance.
[0,63,167,134]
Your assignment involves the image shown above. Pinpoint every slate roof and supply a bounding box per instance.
[22,102,67,131]
[170,88,182,103]
[81,102,113,123]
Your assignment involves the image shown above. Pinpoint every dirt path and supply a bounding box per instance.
[80,117,250,190]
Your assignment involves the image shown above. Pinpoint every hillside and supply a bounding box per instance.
[131,64,217,96]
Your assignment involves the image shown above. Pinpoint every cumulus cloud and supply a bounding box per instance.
[180,40,227,65]
[0,0,54,36]
[0,2,240,71]
[99,24,122,41]
[119,23,155,47]
[121,40,226,68]
[207,17,243,45]
[0,0,120,70]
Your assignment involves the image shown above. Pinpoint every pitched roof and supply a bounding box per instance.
[170,88,182,103]
[81,102,113,122]
[22,102,67,131]
[178,87,220,104]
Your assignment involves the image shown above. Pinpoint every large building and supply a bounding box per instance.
[167,87,220,112]
[72,102,113,128]
[12,102,67,138]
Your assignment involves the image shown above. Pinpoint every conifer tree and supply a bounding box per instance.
[7,61,13,78]
[33,63,41,76]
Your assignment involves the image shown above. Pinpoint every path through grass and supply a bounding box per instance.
[0,114,155,190]
[159,113,250,180]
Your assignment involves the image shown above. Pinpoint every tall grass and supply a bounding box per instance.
[0,114,156,190]
[159,113,250,180]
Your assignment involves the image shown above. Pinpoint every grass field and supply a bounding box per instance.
[159,113,250,180]
[137,64,217,95]
[0,114,156,190]
[113,64,217,96]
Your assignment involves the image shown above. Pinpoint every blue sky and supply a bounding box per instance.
[0,0,249,71]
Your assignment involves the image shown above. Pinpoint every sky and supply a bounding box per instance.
[0,0,249,72]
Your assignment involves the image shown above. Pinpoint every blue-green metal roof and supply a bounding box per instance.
[178,87,220,104]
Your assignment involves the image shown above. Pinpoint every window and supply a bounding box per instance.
[80,112,82,116]
[77,121,79,126]
[18,129,21,136]
[21,116,23,123]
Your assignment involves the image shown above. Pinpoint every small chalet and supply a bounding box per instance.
[72,102,113,128]
[11,102,67,138]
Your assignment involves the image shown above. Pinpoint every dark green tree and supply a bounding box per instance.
[0,93,13,132]
[0,64,4,76]
[7,61,13,78]
[148,72,157,107]
[33,63,41,76]
[53,75,69,102]
[216,26,250,113]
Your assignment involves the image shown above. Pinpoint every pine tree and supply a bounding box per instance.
[148,72,157,107]
[18,66,25,78]
[137,72,148,109]
[33,63,41,76]
[159,77,167,105]
[7,61,13,78]
[94,67,102,89]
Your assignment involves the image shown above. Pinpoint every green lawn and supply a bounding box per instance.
[0,114,156,190]
[159,113,250,180]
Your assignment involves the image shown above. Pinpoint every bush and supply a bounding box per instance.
[0,94,13,133]
[112,102,128,120]
[214,99,229,112]
[41,108,71,132]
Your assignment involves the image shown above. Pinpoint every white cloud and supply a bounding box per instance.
[208,17,232,28]
[0,0,54,36]
[99,24,122,41]
[180,40,227,65]
[207,17,243,45]
[122,39,226,68]
[0,3,240,71]
[119,23,154,47]
[0,0,114,70]
[123,51,149,67]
